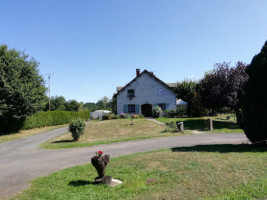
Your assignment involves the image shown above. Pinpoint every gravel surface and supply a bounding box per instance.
[0,127,248,199]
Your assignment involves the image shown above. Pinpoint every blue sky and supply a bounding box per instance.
[1,0,267,103]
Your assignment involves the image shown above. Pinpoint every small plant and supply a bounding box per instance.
[120,113,130,119]
[108,113,116,120]
[152,106,163,118]
[166,121,178,132]
[69,118,86,141]
[132,114,139,119]
[102,113,117,120]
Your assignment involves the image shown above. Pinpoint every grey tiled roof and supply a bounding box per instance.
[116,83,176,92]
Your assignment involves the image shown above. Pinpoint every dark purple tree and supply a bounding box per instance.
[199,62,248,124]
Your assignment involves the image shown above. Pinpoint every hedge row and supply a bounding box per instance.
[22,111,90,130]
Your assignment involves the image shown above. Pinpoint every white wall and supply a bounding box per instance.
[117,72,176,114]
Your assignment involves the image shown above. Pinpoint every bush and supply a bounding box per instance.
[120,113,130,119]
[165,121,182,132]
[102,113,119,120]
[242,41,267,144]
[163,107,187,118]
[108,113,116,120]
[132,114,140,119]
[152,106,163,118]
[69,118,86,141]
[112,115,120,119]
[102,113,109,120]
[21,111,90,130]
[176,105,187,117]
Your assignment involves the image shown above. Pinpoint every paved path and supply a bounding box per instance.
[145,118,166,125]
[0,127,248,199]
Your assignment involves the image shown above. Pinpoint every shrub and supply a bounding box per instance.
[69,118,86,141]
[163,106,187,118]
[112,115,120,119]
[152,106,163,118]
[242,41,267,144]
[120,113,130,119]
[102,113,118,120]
[176,105,187,117]
[165,121,179,132]
[102,113,109,120]
[132,114,139,119]
[108,113,116,120]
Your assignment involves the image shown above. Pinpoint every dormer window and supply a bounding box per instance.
[127,89,135,97]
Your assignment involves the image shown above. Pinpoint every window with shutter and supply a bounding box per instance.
[124,105,128,113]
[128,104,136,113]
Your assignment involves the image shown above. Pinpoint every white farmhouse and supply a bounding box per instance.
[115,69,177,117]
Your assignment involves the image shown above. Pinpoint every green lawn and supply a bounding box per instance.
[156,114,243,133]
[0,124,68,143]
[41,119,189,149]
[13,144,267,200]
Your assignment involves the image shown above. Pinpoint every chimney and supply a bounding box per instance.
[136,69,140,77]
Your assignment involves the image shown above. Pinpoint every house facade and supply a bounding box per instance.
[115,69,177,117]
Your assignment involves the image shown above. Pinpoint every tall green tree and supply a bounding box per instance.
[83,102,99,111]
[45,96,66,111]
[96,96,111,110]
[65,100,80,111]
[242,41,267,143]
[176,80,205,117]
[0,45,47,131]
[111,93,117,114]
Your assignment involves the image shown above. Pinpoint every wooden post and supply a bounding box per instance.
[207,118,213,131]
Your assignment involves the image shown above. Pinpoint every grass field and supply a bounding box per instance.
[0,124,67,144]
[156,114,243,133]
[41,119,188,149]
[13,144,267,200]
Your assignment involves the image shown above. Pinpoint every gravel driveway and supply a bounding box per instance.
[0,127,248,199]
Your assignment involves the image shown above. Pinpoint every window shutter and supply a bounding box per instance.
[124,105,128,113]
[135,104,139,113]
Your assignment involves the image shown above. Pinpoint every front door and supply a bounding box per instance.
[141,104,152,117]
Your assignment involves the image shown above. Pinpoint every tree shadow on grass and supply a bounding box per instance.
[183,119,207,131]
[69,180,95,187]
[171,144,267,153]
[167,119,240,131]
[52,139,74,143]
[213,121,239,129]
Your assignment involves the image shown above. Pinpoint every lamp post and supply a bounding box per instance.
[44,73,54,111]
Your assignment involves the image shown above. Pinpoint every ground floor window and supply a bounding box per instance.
[158,103,166,111]
[128,104,136,113]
